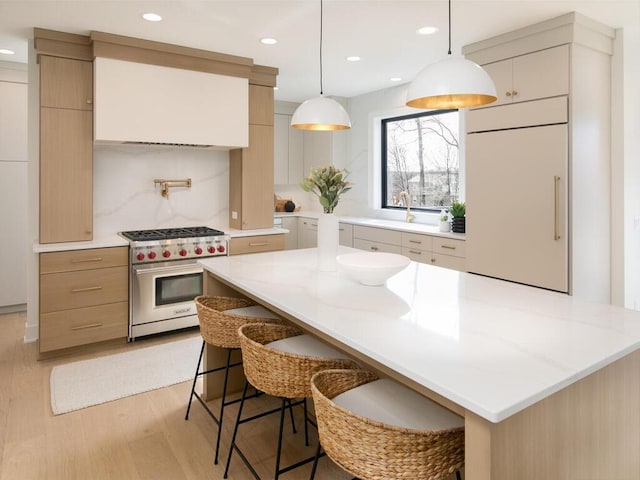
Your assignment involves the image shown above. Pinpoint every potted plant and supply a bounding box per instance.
[449,201,466,233]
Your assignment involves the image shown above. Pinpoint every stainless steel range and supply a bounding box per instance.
[119,226,229,340]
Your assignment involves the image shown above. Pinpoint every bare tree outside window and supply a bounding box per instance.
[382,110,459,211]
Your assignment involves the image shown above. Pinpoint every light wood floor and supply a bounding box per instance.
[1,312,463,480]
[0,311,352,480]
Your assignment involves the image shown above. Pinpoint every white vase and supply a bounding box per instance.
[317,213,339,271]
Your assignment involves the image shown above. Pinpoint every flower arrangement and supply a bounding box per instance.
[300,165,353,214]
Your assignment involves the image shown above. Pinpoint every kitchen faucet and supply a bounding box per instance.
[398,191,415,223]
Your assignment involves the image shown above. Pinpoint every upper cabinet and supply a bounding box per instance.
[93,57,249,147]
[39,55,93,243]
[480,45,569,107]
[274,114,332,185]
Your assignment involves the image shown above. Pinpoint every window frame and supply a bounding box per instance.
[380,108,459,214]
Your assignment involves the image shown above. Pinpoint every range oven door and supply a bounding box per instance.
[131,259,203,332]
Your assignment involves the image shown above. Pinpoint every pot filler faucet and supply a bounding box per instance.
[398,191,415,223]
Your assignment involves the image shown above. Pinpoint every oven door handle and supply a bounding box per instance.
[133,263,203,276]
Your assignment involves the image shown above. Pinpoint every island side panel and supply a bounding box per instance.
[201,271,247,400]
[476,349,640,480]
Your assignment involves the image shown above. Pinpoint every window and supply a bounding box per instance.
[381,109,459,212]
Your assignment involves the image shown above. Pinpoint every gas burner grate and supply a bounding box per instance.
[120,226,225,241]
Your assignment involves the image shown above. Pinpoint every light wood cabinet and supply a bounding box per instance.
[401,232,466,271]
[464,15,612,300]
[39,247,128,353]
[39,55,93,244]
[353,226,402,254]
[274,113,303,184]
[229,235,285,255]
[338,222,353,247]
[229,85,275,230]
[249,84,274,126]
[229,124,275,230]
[40,55,93,110]
[297,217,318,249]
[466,123,568,291]
[481,45,569,107]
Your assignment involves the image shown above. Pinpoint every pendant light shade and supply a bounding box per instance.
[291,95,351,131]
[406,0,497,109]
[406,57,497,109]
[291,0,351,131]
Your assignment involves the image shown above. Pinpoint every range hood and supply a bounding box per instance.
[94,57,249,149]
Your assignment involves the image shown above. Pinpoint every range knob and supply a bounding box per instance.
[207,245,216,254]
[162,250,171,258]
[136,252,145,261]
[217,245,226,253]
[148,251,157,260]
[179,248,188,257]
[195,247,203,255]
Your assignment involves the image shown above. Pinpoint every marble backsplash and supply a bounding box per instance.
[93,145,230,237]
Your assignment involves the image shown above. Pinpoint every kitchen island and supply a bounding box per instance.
[199,247,640,480]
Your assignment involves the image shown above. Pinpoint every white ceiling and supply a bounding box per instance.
[1,1,638,103]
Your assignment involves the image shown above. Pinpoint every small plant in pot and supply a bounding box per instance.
[449,201,466,233]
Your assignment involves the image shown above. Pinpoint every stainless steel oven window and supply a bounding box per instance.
[155,272,203,306]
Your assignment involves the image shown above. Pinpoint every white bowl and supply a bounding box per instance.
[336,252,411,286]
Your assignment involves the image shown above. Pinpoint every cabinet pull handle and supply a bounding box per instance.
[71,323,102,331]
[440,245,456,250]
[71,286,103,293]
[409,250,422,255]
[409,239,422,244]
[430,258,436,263]
[86,99,93,104]
[311,223,318,227]
[71,257,103,263]
[554,175,561,240]
[370,246,379,251]
[505,91,512,97]
[512,90,518,96]
[249,242,268,247]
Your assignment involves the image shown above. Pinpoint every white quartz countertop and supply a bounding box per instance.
[33,235,129,253]
[274,213,465,240]
[199,247,640,423]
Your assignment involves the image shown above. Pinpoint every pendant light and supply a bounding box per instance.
[291,0,351,131]
[406,0,497,109]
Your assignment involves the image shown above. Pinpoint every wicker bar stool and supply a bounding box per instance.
[309,368,465,480]
[223,322,360,480]
[185,295,286,465]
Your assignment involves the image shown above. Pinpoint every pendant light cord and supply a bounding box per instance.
[319,0,324,95]
[447,0,452,55]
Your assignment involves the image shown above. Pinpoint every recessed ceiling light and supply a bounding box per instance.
[0,48,15,55]
[346,56,361,62]
[416,26,438,35]
[142,13,162,22]
[261,38,277,45]
[390,77,402,82]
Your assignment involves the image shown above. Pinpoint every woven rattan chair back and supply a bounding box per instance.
[311,369,465,480]
[238,323,360,399]
[194,295,285,349]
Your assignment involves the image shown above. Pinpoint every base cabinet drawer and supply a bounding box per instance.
[40,266,128,313]
[40,301,128,352]
[229,234,285,255]
[40,246,128,273]
[354,238,402,254]
[431,252,465,271]
[433,237,466,258]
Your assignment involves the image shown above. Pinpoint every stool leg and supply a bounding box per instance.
[287,398,297,434]
[274,398,288,480]
[184,340,205,420]
[303,398,309,446]
[224,381,261,480]
[213,348,233,465]
[309,443,322,480]
[456,471,462,480]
